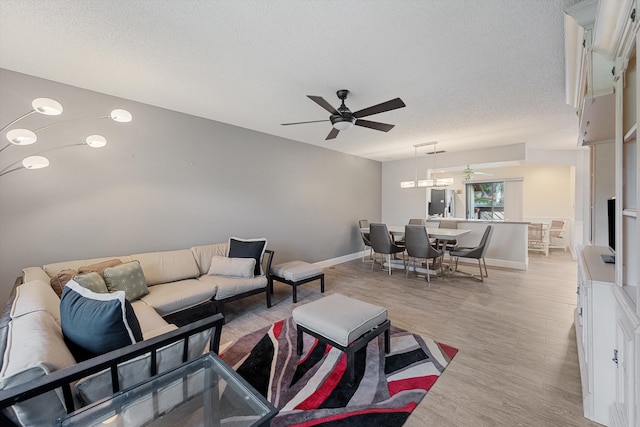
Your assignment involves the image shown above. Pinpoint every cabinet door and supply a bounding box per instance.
[614,317,636,427]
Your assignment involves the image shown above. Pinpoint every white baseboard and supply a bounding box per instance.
[314,251,527,271]
[312,251,364,268]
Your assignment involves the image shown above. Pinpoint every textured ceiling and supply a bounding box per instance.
[0,0,580,162]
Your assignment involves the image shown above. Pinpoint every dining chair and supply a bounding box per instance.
[449,225,493,282]
[527,223,549,256]
[548,220,567,252]
[408,218,427,226]
[369,223,405,275]
[404,224,443,283]
[358,219,373,262]
[436,220,458,251]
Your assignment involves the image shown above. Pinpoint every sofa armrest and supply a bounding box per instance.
[0,313,224,424]
[263,249,274,280]
[21,267,50,284]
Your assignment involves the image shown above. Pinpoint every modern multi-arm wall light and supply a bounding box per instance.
[0,97,132,177]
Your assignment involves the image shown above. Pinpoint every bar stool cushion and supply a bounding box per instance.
[292,294,387,347]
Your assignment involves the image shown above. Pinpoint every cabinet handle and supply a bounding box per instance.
[612,349,618,366]
[579,307,583,317]
[576,287,580,295]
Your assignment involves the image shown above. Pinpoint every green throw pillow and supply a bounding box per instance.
[103,261,149,302]
[72,272,108,294]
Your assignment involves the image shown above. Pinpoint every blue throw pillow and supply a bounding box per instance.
[228,237,267,276]
[60,280,143,361]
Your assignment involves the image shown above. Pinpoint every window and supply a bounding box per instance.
[466,181,504,220]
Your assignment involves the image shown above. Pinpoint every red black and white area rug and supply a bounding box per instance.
[220,317,457,427]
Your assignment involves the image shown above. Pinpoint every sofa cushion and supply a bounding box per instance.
[200,274,268,300]
[75,330,209,405]
[10,280,61,322]
[49,269,78,297]
[60,281,143,361]
[129,249,200,286]
[207,255,255,278]
[139,279,218,316]
[43,256,131,278]
[190,243,228,275]
[77,258,122,275]
[103,261,149,301]
[0,311,76,426]
[228,237,267,276]
[130,300,171,337]
[72,272,109,294]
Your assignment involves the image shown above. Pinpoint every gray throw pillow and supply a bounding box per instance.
[72,272,109,294]
[103,261,149,302]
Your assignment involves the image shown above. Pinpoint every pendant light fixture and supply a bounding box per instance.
[400,141,453,188]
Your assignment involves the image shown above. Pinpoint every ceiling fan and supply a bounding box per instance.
[281,90,406,140]
[462,165,493,182]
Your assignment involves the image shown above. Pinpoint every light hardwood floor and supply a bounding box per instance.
[219,251,602,427]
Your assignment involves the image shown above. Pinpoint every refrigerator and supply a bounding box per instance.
[427,189,455,217]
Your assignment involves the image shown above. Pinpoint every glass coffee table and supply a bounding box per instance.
[55,352,278,427]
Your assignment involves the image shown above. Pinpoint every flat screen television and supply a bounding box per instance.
[602,197,616,263]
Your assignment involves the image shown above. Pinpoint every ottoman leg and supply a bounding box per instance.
[296,326,303,355]
[320,274,325,293]
[292,284,298,304]
[384,326,391,354]
[346,348,355,385]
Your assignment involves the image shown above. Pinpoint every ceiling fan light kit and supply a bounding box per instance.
[281,89,405,140]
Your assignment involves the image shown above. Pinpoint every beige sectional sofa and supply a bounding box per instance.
[0,241,273,426]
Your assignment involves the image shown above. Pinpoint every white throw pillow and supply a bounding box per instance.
[207,256,256,278]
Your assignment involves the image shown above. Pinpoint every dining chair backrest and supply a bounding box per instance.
[438,220,458,229]
[479,225,494,257]
[370,223,395,254]
[405,225,440,259]
[528,223,544,242]
[549,220,565,238]
[408,218,427,226]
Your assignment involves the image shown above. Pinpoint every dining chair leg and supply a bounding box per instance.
[387,254,392,275]
[477,259,484,282]
[482,258,488,277]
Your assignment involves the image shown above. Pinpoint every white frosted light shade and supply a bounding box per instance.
[6,129,37,145]
[110,109,132,122]
[400,180,417,188]
[333,121,354,131]
[22,155,49,170]
[32,98,63,116]
[86,134,107,148]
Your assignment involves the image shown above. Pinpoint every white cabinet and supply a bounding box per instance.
[568,2,640,425]
[576,245,618,425]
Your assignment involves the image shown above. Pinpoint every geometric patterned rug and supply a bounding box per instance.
[220,317,458,427]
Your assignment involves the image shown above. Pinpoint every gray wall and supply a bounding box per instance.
[0,69,381,306]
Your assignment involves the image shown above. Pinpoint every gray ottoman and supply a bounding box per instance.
[292,293,390,384]
[271,261,324,303]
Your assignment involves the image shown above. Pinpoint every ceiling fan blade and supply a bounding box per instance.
[354,119,395,132]
[281,119,329,126]
[326,128,339,140]
[353,97,406,118]
[307,96,339,115]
